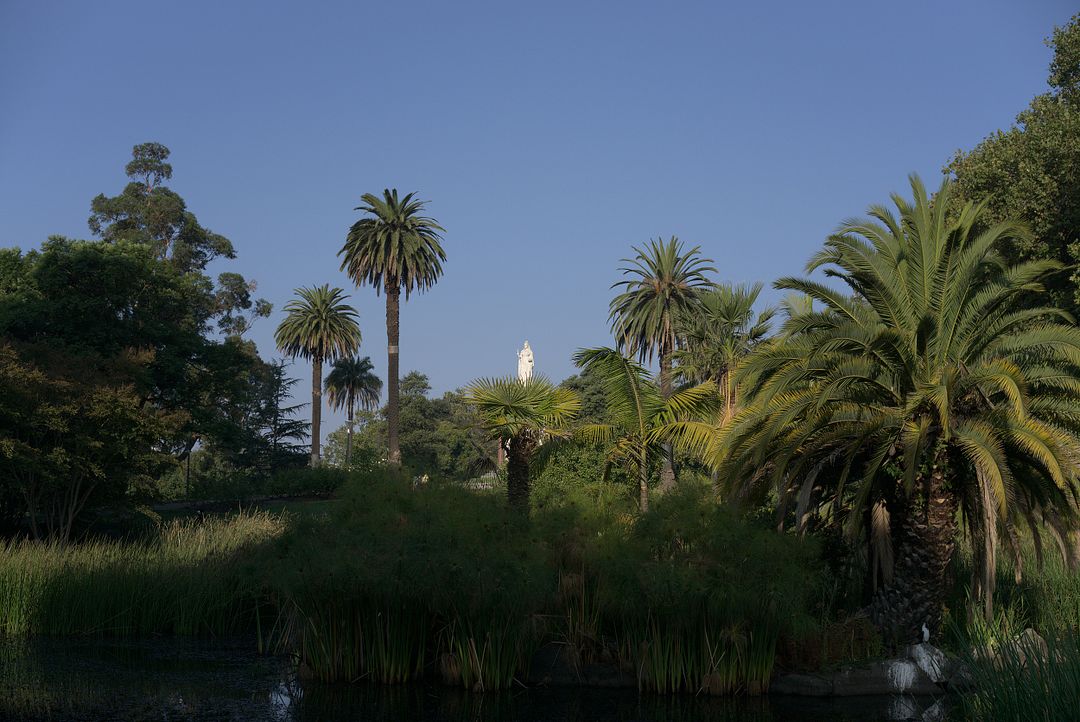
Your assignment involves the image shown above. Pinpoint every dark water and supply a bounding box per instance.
[0,639,957,721]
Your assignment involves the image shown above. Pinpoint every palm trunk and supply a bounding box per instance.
[639,446,649,512]
[310,356,323,466]
[346,399,354,467]
[506,434,534,512]
[386,284,401,465]
[870,449,957,646]
[658,346,676,493]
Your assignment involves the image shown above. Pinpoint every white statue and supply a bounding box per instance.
[517,341,534,383]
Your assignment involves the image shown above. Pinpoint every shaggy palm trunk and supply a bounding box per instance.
[386,283,401,465]
[870,452,958,646]
[658,347,676,493]
[506,434,535,512]
[310,356,323,466]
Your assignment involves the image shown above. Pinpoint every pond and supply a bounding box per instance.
[0,639,959,721]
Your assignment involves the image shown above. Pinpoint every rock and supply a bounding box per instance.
[907,643,949,684]
[770,672,834,696]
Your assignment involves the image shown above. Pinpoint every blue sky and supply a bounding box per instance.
[0,0,1075,433]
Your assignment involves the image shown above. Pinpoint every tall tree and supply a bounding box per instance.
[716,176,1080,643]
[674,282,774,422]
[466,376,580,511]
[274,285,361,466]
[573,347,716,511]
[948,14,1080,316]
[338,189,446,466]
[609,237,715,491]
[325,356,382,466]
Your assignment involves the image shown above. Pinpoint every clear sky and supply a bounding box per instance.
[0,0,1075,434]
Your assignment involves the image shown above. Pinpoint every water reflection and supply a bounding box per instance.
[0,639,956,721]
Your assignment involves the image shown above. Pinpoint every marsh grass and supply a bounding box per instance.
[0,512,282,637]
[258,475,820,692]
[958,621,1080,720]
[2,472,822,695]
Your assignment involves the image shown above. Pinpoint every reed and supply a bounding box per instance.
[959,625,1080,720]
[0,512,282,637]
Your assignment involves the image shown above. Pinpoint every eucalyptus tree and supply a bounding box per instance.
[465,376,580,511]
[715,175,1080,643]
[325,356,382,466]
[339,189,446,466]
[609,237,715,490]
[674,282,774,422]
[274,285,362,466]
[573,347,716,511]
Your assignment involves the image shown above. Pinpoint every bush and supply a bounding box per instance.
[258,471,823,693]
[262,466,351,497]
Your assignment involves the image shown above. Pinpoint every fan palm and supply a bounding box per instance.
[274,285,361,466]
[609,237,716,490]
[674,282,774,422]
[465,376,580,511]
[338,189,446,466]
[325,356,382,466]
[573,347,717,511]
[716,175,1080,643]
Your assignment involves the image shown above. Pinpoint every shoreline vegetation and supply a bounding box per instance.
[2,13,1080,720]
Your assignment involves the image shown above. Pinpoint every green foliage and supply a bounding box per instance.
[274,285,362,364]
[949,14,1080,316]
[465,376,581,509]
[608,237,716,369]
[571,347,717,511]
[88,143,233,274]
[0,512,282,636]
[338,189,447,298]
[721,175,1080,638]
[275,284,362,465]
[256,472,820,693]
[959,625,1080,720]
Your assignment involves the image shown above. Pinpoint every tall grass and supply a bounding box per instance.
[0,512,282,637]
[257,474,820,693]
[957,622,1080,720]
[1,472,823,695]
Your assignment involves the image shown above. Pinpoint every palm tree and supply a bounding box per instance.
[573,347,717,511]
[609,237,715,491]
[274,285,362,466]
[716,175,1080,643]
[325,356,382,467]
[465,376,580,511]
[338,189,446,467]
[674,282,774,422]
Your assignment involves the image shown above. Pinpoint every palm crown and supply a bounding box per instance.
[339,189,446,297]
[719,175,1080,641]
[325,356,382,414]
[466,376,580,510]
[274,285,361,364]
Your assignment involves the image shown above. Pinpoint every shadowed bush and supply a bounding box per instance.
[259,473,821,693]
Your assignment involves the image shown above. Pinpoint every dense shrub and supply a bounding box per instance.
[258,472,823,692]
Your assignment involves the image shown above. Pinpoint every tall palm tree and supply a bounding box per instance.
[674,282,774,422]
[715,175,1080,643]
[465,376,580,511]
[573,347,717,511]
[274,285,361,466]
[609,237,716,490]
[339,189,446,467]
[325,356,382,467]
